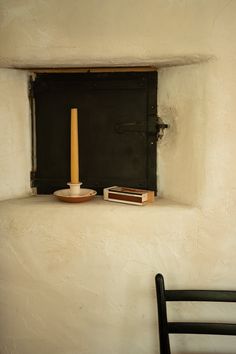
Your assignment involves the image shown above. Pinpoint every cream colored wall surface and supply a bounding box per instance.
[0,0,235,68]
[201,57,236,210]
[157,63,207,206]
[0,69,31,200]
[0,0,223,68]
[1,0,236,353]
[0,197,236,354]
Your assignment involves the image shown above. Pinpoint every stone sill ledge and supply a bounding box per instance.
[0,195,197,215]
[0,195,199,256]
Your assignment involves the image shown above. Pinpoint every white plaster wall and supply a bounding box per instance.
[0,0,215,68]
[157,57,236,208]
[0,1,236,354]
[0,197,236,354]
[0,69,31,200]
[157,63,208,206]
[201,57,236,210]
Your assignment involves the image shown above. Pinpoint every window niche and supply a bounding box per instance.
[30,70,158,195]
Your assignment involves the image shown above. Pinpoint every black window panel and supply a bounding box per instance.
[32,72,157,195]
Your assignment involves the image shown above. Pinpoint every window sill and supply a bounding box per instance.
[0,194,197,215]
[0,194,199,257]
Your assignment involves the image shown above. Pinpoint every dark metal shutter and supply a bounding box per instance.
[32,71,157,195]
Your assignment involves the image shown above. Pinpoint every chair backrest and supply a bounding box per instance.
[155,273,236,354]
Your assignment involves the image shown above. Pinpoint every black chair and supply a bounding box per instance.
[155,273,236,354]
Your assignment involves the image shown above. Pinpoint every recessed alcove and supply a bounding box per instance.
[26,59,209,207]
[0,54,211,206]
[0,57,208,209]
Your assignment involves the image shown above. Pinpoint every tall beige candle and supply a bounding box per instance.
[70,108,79,184]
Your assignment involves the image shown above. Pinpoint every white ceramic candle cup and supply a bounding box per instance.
[67,182,82,196]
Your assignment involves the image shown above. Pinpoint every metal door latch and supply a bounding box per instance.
[115,116,168,141]
[156,116,168,141]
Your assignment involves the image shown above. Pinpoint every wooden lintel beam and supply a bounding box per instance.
[27,66,157,74]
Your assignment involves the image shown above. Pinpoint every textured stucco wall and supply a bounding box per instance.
[157,63,208,206]
[0,0,236,354]
[0,69,31,200]
[0,197,199,354]
[0,196,236,354]
[0,0,215,68]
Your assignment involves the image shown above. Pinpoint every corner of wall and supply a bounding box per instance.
[0,68,31,201]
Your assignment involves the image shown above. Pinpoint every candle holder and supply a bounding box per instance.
[67,182,82,196]
[54,181,97,203]
[54,107,97,203]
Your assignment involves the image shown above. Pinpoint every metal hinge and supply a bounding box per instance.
[28,77,35,99]
[30,171,37,188]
